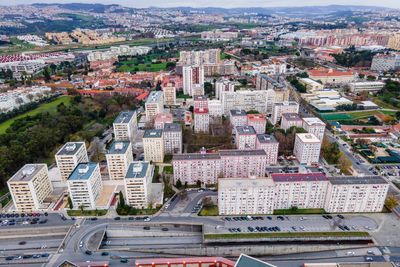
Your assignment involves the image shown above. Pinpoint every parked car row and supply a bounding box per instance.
[224,216,265,221]
[0,212,48,218]
[5,253,49,261]
[0,218,47,226]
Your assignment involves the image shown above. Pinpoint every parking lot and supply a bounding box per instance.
[213,214,379,234]
[0,212,73,229]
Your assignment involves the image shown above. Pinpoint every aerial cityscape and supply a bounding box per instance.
[1,1,400,267]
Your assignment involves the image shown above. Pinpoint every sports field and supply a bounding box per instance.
[320,110,394,121]
[0,96,72,134]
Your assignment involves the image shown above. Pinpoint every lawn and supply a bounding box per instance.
[204,231,370,240]
[0,96,72,134]
[67,209,108,217]
[117,62,168,72]
[199,205,219,216]
[273,208,326,215]
[320,110,385,121]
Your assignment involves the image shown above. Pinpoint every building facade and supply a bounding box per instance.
[281,113,303,131]
[302,117,326,141]
[163,83,176,106]
[8,164,53,212]
[163,123,182,154]
[194,108,210,133]
[271,101,300,125]
[145,91,164,121]
[143,129,165,163]
[294,133,321,165]
[55,142,88,181]
[67,162,103,210]
[235,125,257,150]
[256,134,279,165]
[247,114,266,134]
[106,141,133,181]
[113,111,138,143]
[124,161,153,209]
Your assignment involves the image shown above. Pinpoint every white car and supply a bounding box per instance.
[79,241,83,248]
[144,217,151,222]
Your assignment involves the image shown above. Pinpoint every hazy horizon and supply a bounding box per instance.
[0,0,399,9]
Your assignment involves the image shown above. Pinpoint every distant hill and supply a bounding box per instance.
[32,3,122,13]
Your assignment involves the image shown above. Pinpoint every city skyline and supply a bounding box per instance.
[0,0,399,8]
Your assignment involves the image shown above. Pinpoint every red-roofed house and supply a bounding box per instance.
[308,68,354,84]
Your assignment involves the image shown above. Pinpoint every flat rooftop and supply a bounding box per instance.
[236,254,277,267]
[282,113,302,121]
[230,109,247,116]
[126,161,150,179]
[193,95,208,101]
[9,164,47,182]
[114,111,136,124]
[69,162,98,181]
[56,142,85,156]
[163,123,182,132]
[146,91,163,103]
[328,176,388,185]
[236,125,256,135]
[143,129,163,138]
[173,153,221,161]
[107,141,131,154]
[257,134,278,143]
[219,149,266,157]
[302,117,326,126]
[271,172,328,182]
[296,133,320,143]
[274,101,298,107]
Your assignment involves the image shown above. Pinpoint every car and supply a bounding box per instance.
[161,228,169,231]
[120,258,128,263]
[198,188,204,192]
[101,252,109,256]
[144,217,151,222]
[346,251,355,256]
[90,217,98,221]
[365,257,374,261]
[143,226,150,230]
[15,256,23,260]
[79,241,83,248]
[114,217,121,220]
[337,214,345,219]
[41,253,49,257]
[5,256,13,261]
[367,250,375,255]
[39,219,47,224]
[85,250,92,255]
[33,254,41,258]
[44,212,48,216]
[18,241,26,245]
[23,255,32,259]
[128,217,134,220]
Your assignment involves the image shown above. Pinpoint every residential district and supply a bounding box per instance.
[2,2,400,267]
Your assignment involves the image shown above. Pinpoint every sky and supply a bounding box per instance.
[0,0,399,8]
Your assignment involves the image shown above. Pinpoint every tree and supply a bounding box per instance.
[196,180,202,188]
[43,67,51,82]
[67,196,73,209]
[385,195,399,210]
[118,191,125,208]
[338,154,352,173]
[204,82,213,95]
[176,179,182,189]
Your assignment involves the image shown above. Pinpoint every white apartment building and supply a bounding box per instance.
[230,109,248,131]
[256,134,279,165]
[272,173,329,209]
[294,133,321,165]
[220,149,267,178]
[325,176,389,213]
[215,79,236,100]
[179,49,220,65]
[163,83,176,106]
[143,129,164,163]
[302,117,326,141]
[154,113,173,129]
[218,176,275,215]
[271,101,300,125]
[163,123,182,154]
[172,149,267,185]
[222,90,270,114]
[182,65,204,96]
[348,81,385,93]
[124,161,153,209]
[193,95,208,109]
[113,111,137,142]
[247,114,266,134]
[194,108,210,133]
[55,142,88,181]
[371,53,400,72]
[145,91,164,121]
[235,125,257,150]
[173,153,222,185]
[208,99,224,119]
[8,164,53,212]
[281,113,303,131]
[67,162,103,210]
[106,141,133,181]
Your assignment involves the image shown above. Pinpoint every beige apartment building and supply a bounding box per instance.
[293,133,321,165]
[113,111,137,143]
[143,129,165,163]
[55,142,88,181]
[124,161,153,209]
[8,164,53,212]
[145,91,164,121]
[163,83,176,106]
[106,141,133,181]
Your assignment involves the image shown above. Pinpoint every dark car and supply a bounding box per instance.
[114,217,121,220]
[85,250,92,255]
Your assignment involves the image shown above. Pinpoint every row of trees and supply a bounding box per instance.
[321,139,352,173]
